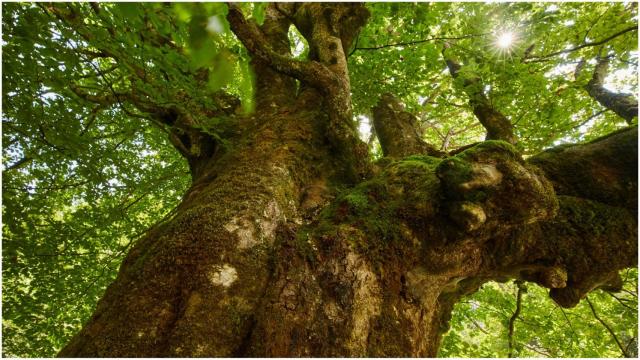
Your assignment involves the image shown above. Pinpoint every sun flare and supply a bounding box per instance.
[496,32,514,49]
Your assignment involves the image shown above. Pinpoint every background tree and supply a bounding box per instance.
[2,2,637,357]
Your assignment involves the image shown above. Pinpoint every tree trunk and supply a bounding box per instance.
[58,103,332,356]
[59,123,637,357]
[58,4,638,357]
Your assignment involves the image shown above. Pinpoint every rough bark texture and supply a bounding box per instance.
[372,93,444,158]
[586,57,638,124]
[59,4,638,357]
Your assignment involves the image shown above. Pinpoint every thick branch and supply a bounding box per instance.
[228,4,372,181]
[586,57,638,124]
[227,4,339,92]
[372,93,443,158]
[290,3,369,59]
[508,127,639,308]
[529,126,637,212]
[442,47,517,144]
[245,127,637,356]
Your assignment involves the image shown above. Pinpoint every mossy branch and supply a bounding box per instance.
[372,93,444,158]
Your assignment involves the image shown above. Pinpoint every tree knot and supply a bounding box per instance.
[437,141,558,233]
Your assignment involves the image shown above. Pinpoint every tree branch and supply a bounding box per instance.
[586,57,638,124]
[442,45,517,144]
[351,32,490,53]
[525,26,637,61]
[557,305,579,340]
[586,296,631,357]
[508,281,525,357]
[529,126,637,211]
[4,156,33,172]
[606,292,638,313]
[522,343,553,357]
[372,93,443,158]
[226,4,339,92]
[460,128,640,310]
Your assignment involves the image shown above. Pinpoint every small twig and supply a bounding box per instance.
[606,292,638,313]
[470,318,490,335]
[508,281,525,358]
[522,343,553,357]
[583,7,610,44]
[586,296,631,357]
[571,109,608,131]
[525,26,637,61]
[624,337,637,356]
[352,32,490,52]
[557,305,578,340]
[4,156,33,172]
[348,30,361,57]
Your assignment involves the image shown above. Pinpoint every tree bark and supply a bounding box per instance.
[586,57,638,124]
[58,4,638,357]
[60,125,637,357]
[372,93,444,158]
[442,45,518,145]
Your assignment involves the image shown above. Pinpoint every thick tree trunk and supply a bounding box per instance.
[59,104,334,356]
[58,4,637,357]
[59,124,637,357]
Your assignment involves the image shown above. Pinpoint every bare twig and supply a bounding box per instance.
[508,281,525,357]
[525,26,637,61]
[606,292,638,313]
[351,32,490,52]
[586,296,631,357]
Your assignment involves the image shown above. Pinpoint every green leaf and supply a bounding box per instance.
[252,3,266,25]
[115,3,140,22]
[188,13,209,49]
[207,52,235,91]
[238,57,256,113]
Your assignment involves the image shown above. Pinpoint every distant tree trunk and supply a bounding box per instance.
[59,4,638,357]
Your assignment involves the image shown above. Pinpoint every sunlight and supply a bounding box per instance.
[496,32,514,49]
[356,115,371,141]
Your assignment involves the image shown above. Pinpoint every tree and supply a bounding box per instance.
[2,2,637,357]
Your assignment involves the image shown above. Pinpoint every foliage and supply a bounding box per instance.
[1,2,637,357]
[440,270,638,358]
[349,2,637,153]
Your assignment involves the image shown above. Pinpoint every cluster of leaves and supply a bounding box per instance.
[440,270,638,358]
[1,2,637,357]
[1,3,188,356]
[349,2,637,153]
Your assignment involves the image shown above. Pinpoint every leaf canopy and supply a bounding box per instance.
[2,2,637,357]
